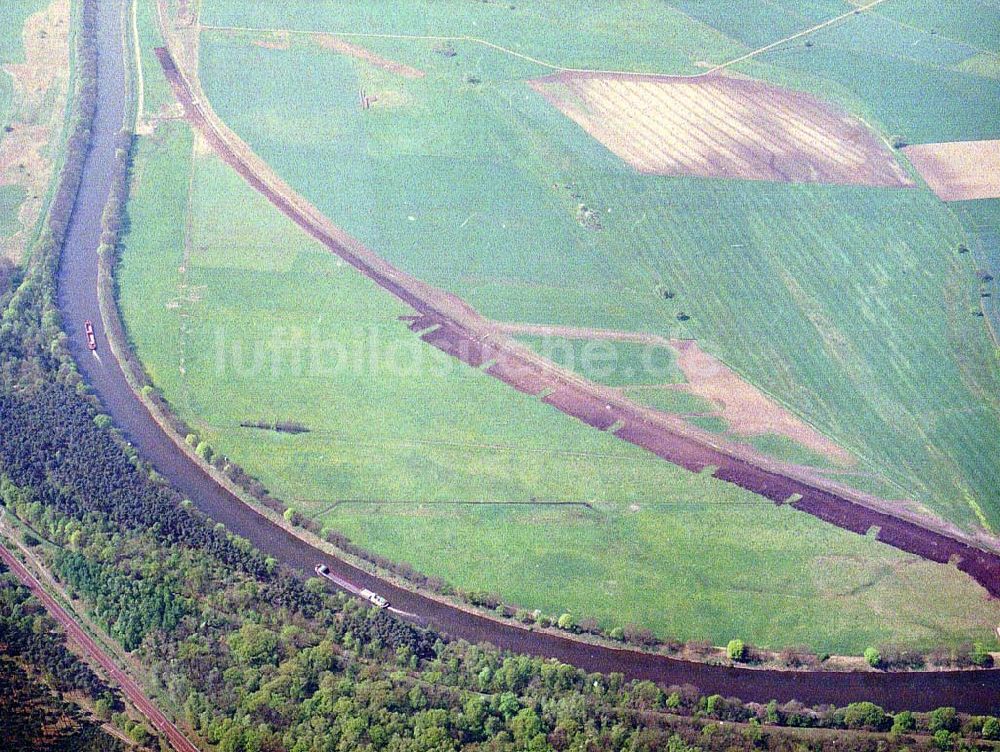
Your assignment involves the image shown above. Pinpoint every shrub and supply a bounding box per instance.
[929,707,959,733]
[577,616,601,634]
[557,613,576,631]
[778,646,817,668]
[623,623,658,647]
[194,441,213,461]
[982,716,1000,740]
[843,701,890,731]
[970,642,992,667]
[879,644,925,669]
[93,697,112,720]
[705,694,724,716]
[891,710,916,735]
[727,639,746,661]
[514,609,535,625]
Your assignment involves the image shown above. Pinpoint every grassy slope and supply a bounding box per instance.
[116,122,1000,653]
[196,24,1000,530]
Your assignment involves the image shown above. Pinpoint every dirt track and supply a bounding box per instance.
[156,48,1000,599]
[314,33,425,78]
[0,543,200,752]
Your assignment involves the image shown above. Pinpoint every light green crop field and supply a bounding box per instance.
[134,0,175,115]
[737,5,1000,145]
[952,198,1000,339]
[195,15,1000,530]
[117,121,1000,653]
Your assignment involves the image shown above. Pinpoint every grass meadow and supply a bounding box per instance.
[134,0,175,115]
[117,120,1000,654]
[196,22,1000,530]
[116,0,1000,651]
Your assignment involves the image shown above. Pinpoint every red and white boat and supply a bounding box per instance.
[84,320,97,351]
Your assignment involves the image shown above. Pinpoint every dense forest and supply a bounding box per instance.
[0,0,998,749]
[0,566,137,751]
[0,658,124,752]
[0,566,116,700]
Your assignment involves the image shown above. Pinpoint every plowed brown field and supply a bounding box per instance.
[904,140,1000,201]
[531,72,913,187]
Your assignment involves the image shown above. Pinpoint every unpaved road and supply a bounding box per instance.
[0,543,201,752]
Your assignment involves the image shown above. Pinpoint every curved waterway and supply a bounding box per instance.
[54,0,1000,713]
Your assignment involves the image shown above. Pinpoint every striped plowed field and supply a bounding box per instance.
[531,72,914,187]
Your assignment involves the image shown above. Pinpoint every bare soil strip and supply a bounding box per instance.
[156,48,1000,598]
[904,140,1000,201]
[0,543,200,752]
[670,339,854,465]
[532,72,912,187]
[314,33,424,78]
[493,321,852,464]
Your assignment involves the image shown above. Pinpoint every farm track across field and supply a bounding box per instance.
[197,0,890,79]
[155,46,1000,599]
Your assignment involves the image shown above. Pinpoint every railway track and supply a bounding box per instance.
[0,543,200,752]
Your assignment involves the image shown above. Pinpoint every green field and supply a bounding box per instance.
[195,17,1000,530]
[118,0,1000,651]
[325,500,1000,654]
[200,0,743,75]
[134,0,175,115]
[117,121,1000,653]
[952,198,1000,338]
